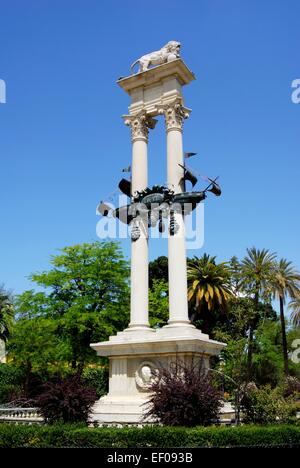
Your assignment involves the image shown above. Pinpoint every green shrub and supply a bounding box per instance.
[0,423,299,448]
[282,376,300,398]
[0,364,25,404]
[82,366,108,399]
[242,384,293,424]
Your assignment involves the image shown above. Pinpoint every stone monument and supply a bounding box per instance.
[91,42,225,424]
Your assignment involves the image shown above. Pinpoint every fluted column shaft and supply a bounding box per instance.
[124,113,156,330]
[162,102,193,327]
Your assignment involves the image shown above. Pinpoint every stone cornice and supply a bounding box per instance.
[91,328,225,357]
[117,59,195,95]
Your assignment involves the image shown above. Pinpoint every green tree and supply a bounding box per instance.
[149,280,169,328]
[0,285,14,342]
[240,247,276,380]
[252,320,284,386]
[229,256,242,295]
[11,242,130,373]
[218,338,248,391]
[0,363,25,404]
[7,316,60,394]
[214,299,278,394]
[271,259,300,376]
[242,384,293,424]
[187,254,233,334]
[215,297,277,343]
[149,256,168,288]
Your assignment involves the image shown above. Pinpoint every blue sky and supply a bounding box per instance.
[0,0,299,295]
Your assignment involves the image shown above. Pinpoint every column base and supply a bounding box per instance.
[125,324,155,333]
[165,320,195,328]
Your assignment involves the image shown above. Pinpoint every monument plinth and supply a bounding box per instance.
[91,44,225,425]
[91,328,224,424]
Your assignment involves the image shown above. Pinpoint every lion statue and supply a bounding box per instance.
[131,41,181,73]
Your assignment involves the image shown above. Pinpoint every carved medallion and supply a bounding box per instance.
[135,361,157,391]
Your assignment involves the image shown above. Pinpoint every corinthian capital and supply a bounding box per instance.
[123,112,157,142]
[158,100,191,132]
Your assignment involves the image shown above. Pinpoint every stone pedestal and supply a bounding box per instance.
[91,327,224,424]
[90,58,225,425]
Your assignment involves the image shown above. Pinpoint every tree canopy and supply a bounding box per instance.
[9,242,130,373]
[1,243,300,403]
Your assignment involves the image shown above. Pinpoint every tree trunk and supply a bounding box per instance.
[77,361,84,376]
[247,290,259,381]
[279,296,289,376]
[247,325,254,381]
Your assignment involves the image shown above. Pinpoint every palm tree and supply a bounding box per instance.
[271,259,300,376]
[187,254,233,328]
[240,248,276,380]
[0,286,14,342]
[289,297,300,327]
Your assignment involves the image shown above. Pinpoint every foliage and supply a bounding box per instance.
[10,242,130,373]
[35,375,97,424]
[82,366,108,399]
[0,364,25,404]
[187,254,233,312]
[251,320,284,386]
[7,315,63,395]
[271,258,300,375]
[241,384,293,424]
[187,254,233,333]
[239,248,277,379]
[289,297,300,327]
[0,285,14,342]
[215,297,277,342]
[145,360,222,427]
[217,319,298,393]
[3,243,300,418]
[239,247,276,300]
[229,256,242,295]
[0,423,300,448]
[149,256,168,288]
[216,338,248,392]
[271,259,300,304]
[149,280,169,328]
[282,376,300,398]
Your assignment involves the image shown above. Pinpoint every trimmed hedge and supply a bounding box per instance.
[0,424,300,448]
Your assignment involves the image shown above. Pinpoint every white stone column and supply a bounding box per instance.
[162,101,193,327]
[124,113,156,331]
